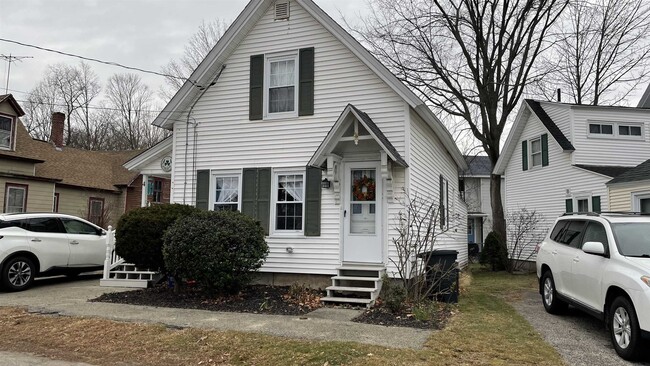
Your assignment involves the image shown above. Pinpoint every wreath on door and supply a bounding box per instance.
[353,175,376,201]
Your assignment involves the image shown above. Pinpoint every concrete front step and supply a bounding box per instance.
[99,278,149,288]
[326,285,376,292]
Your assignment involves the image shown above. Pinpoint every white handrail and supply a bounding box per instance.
[102,226,120,280]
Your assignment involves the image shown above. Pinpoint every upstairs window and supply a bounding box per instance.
[618,125,642,137]
[266,54,298,116]
[589,123,613,135]
[588,121,643,140]
[0,115,14,150]
[530,137,542,167]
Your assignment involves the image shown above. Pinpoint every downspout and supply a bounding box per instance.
[182,64,227,204]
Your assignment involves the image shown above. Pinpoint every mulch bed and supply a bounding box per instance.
[91,284,324,316]
[352,301,454,329]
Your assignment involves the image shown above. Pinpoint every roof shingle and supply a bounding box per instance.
[607,159,650,184]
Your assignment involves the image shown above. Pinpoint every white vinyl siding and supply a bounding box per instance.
[409,109,468,268]
[170,1,408,275]
[504,111,610,261]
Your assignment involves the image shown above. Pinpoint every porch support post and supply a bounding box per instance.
[141,174,148,208]
[380,151,393,201]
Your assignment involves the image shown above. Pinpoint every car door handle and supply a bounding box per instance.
[70,240,79,245]
[551,250,558,255]
[31,238,41,242]
[573,256,580,263]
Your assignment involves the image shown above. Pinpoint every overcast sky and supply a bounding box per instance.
[0,0,367,106]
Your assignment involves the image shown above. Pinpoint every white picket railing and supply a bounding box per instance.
[100,225,161,288]
[102,226,124,280]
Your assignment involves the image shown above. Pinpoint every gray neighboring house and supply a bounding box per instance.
[460,155,504,250]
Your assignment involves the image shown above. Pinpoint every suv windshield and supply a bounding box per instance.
[611,223,650,257]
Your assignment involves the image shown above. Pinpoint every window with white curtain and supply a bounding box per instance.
[274,173,304,231]
[265,53,298,116]
[213,176,240,211]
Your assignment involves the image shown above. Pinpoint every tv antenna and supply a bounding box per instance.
[1,54,33,94]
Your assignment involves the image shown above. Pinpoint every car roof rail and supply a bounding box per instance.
[561,212,601,217]
[599,211,650,216]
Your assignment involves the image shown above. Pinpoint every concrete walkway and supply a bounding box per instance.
[0,276,432,350]
[0,351,93,366]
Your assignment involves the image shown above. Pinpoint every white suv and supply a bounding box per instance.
[0,213,107,292]
[536,213,650,360]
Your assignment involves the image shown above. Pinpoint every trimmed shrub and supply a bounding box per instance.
[479,231,508,271]
[163,210,268,294]
[380,274,407,313]
[115,204,200,271]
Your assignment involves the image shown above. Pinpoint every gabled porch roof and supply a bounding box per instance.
[308,104,408,168]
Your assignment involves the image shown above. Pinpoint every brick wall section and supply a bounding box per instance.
[50,112,65,148]
[124,175,172,213]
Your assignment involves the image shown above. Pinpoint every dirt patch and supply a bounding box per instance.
[91,284,324,316]
[353,302,453,330]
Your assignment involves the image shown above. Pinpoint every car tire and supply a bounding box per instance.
[609,296,643,360]
[541,271,567,314]
[1,256,35,292]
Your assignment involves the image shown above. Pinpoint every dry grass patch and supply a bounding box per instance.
[0,268,561,366]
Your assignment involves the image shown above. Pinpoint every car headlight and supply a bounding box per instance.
[642,276,650,287]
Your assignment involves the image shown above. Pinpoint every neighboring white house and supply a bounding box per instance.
[493,99,650,261]
[460,155,504,250]
[139,0,467,304]
[607,159,650,213]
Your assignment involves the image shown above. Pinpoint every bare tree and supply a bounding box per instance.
[540,0,650,105]
[106,73,166,150]
[355,0,568,241]
[505,208,547,273]
[71,62,102,149]
[160,19,229,100]
[22,82,57,140]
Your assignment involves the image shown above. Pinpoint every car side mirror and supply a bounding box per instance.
[583,241,606,256]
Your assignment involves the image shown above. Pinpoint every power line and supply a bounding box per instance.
[0,38,202,87]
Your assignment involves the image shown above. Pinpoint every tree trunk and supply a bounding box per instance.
[490,173,506,243]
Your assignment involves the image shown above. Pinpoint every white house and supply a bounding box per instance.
[494,99,650,261]
[134,0,467,304]
[607,159,650,213]
[460,155,504,250]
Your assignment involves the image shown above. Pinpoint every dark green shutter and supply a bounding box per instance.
[249,54,264,120]
[541,133,549,167]
[241,168,271,235]
[256,168,271,235]
[298,47,315,116]
[522,140,528,171]
[196,170,210,210]
[592,196,601,213]
[304,166,322,236]
[242,168,258,218]
[565,199,573,213]
[439,175,445,229]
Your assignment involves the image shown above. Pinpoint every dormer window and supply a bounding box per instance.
[0,115,14,150]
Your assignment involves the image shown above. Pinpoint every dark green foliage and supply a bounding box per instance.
[163,210,269,294]
[480,231,508,271]
[380,274,407,313]
[115,204,200,271]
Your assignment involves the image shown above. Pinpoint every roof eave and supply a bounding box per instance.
[123,137,173,171]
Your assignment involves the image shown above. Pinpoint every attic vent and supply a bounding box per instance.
[275,1,290,20]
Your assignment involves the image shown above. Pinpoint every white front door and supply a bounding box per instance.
[343,161,383,263]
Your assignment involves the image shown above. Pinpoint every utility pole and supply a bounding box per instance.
[0,54,33,94]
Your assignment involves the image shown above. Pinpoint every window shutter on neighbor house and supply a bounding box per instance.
[298,47,315,116]
[196,170,210,210]
[304,166,321,236]
[592,196,601,213]
[565,199,573,213]
[522,140,528,171]
[541,133,549,167]
[241,168,271,234]
[249,54,264,120]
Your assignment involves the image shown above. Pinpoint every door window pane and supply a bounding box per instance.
[62,218,98,235]
[26,217,63,233]
[581,222,609,248]
[350,169,376,234]
[558,220,586,248]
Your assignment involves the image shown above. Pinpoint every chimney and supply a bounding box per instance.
[557,88,562,102]
[50,112,65,148]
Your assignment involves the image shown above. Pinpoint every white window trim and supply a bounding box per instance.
[210,170,242,212]
[0,113,15,151]
[632,191,650,212]
[587,120,644,141]
[263,51,299,120]
[572,194,592,213]
[270,168,305,237]
[529,136,543,169]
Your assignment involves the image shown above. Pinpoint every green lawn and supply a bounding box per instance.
[0,268,563,366]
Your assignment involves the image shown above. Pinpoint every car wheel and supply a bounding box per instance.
[609,296,642,360]
[541,271,567,314]
[2,256,35,291]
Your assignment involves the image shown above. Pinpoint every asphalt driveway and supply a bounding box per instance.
[514,290,650,366]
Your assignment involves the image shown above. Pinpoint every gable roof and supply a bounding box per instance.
[0,94,25,117]
[152,0,466,170]
[0,110,141,192]
[525,100,575,151]
[462,155,492,176]
[308,104,408,167]
[574,165,631,179]
[607,159,650,184]
[493,100,574,175]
